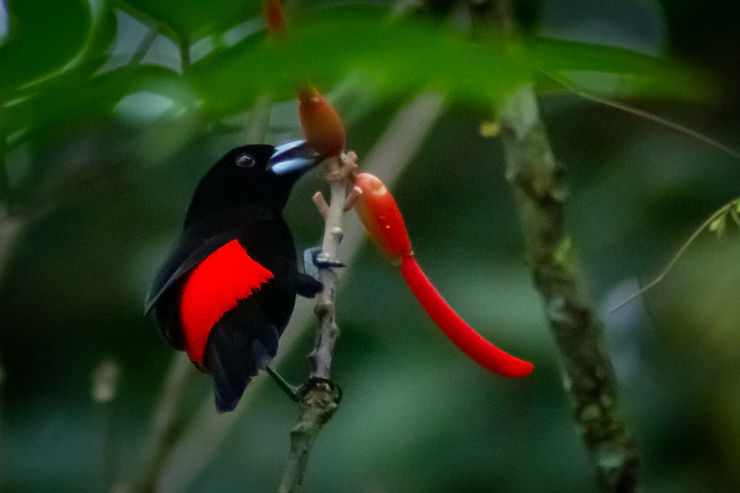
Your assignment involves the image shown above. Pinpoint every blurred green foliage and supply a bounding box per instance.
[0,0,739,492]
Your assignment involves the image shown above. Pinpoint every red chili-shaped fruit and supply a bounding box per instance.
[355,172,533,378]
[298,86,346,157]
[355,173,411,262]
[400,254,533,377]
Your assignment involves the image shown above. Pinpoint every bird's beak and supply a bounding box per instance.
[269,140,322,176]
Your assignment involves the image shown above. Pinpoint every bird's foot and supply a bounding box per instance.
[265,365,299,401]
[297,376,343,404]
[265,366,342,404]
[303,246,344,276]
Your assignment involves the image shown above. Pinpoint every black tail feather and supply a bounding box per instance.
[203,301,280,413]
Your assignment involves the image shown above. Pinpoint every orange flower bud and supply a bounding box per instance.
[298,86,346,157]
[263,0,286,34]
[354,173,412,262]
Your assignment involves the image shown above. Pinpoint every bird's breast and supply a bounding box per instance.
[179,239,274,366]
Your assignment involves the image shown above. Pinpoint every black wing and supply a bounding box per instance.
[204,297,280,412]
[144,231,233,315]
[145,205,277,314]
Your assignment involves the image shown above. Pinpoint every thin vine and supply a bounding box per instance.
[612,197,740,311]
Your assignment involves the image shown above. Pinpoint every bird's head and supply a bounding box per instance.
[184,140,322,225]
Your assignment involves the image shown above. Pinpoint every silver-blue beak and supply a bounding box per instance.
[269,140,322,176]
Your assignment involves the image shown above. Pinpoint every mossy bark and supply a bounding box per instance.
[498,82,639,492]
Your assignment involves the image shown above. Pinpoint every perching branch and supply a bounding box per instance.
[277,152,357,493]
[484,1,640,491]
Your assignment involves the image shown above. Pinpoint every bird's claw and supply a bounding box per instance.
[303,247,344,279]
[315,252,345,269]
[297,376,343,404]
[266,366,342,404]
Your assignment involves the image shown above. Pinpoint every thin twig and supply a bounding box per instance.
[0,128,10,492]
[312,191,329,217]
[0,206,23,286]
[244,95,274,144]
[0,126,10,210]
[611,198,740,312]
[276,152,357,493]
[153,92,444,493]
[92,359,121,492]
[120,353,194,493]
[546,72,740,161]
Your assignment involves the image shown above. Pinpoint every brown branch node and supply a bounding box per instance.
[312,191,329,217]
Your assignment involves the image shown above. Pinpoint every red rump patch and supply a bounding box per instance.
[179,239,274,367]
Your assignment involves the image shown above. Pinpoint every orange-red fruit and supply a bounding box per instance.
[400,254,534,378]
[354,173,412,262]
[298,86,346,157]
[355,172,533,378]
[263,0,286,34]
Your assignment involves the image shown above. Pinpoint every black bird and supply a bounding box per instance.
[145,141,323,412]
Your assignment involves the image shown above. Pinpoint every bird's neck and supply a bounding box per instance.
[184,203,279,233]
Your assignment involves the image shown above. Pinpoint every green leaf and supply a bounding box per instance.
[189,8,528,116]
[0,0,92,95]
[709,213,727,238]
[118,0,262,39]
[81,1,118,67]
[6,64,193,148]
[527,37,715,101]
[730,201,740,228]
[187,6,712,117]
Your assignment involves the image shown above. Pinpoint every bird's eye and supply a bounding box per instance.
[236,153,256,168]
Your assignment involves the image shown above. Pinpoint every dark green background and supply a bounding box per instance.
[1,1,739,491]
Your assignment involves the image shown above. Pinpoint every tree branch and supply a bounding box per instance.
[244,95,274,145]
[492,14,638,493]
[120,353,194,493]
[92,359,121,492]
[0,207,22,286]
[500,81,639,493]
[475,2,640,491]
[277,152,357,493]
